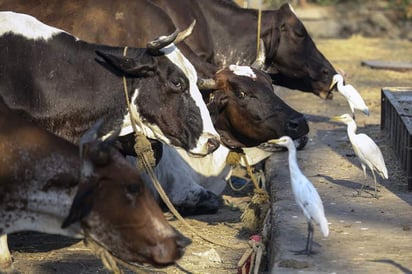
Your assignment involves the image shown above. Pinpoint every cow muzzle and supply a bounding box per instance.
[188,133,220,156]
[286,116,309,136]
[150,229,192,266]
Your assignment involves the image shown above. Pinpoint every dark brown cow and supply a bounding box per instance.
[205,65,308,149]
[150,0,337,98]
[0,0,336,98]
[0,98,190,269]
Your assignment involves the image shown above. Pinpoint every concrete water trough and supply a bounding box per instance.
[381,88,412,191]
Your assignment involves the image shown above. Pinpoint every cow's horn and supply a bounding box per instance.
[147,29,179,53]
[175,20,196,44]
[197,78,217,90]
[79,118,120,160]
[251,39,266,70]
[79,118,105,159]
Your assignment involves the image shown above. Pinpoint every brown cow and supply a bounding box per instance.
[0,98,190,269]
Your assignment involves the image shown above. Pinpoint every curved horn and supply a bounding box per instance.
[79,118,121,159]
[251,39,266,70]
[147,29,179,54]
[197,78,217,90]
[175,20,196,44]
[79,118,105,159]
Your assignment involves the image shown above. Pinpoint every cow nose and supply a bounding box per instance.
[287,116,309,134]
[175,230,192,249]
[207,137,220,153]
[287,119,299,132]
[174,229,192,258]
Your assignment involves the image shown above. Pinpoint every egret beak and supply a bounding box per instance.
[329,77,338,90]
[267,138,282,145]
[330,116,342,122]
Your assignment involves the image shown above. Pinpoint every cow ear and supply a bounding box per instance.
[61,183,95,228]
[212,90,229,110]
[95,50,157,76]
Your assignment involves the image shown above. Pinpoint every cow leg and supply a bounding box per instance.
[0,234,12,269]
[175,189,222,216]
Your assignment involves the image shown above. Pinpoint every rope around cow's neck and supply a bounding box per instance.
[256,5,262,59]
[121,47,245,251]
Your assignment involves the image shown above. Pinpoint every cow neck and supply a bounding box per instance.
[121,46,155,170]
[261,12,279,63]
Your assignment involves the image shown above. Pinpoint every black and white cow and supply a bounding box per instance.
[0,99,191,269]
[0,11,220,156]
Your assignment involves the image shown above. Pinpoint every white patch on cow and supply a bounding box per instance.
[1,153,82,239]
[161,44,220,155]
[12,212,82,238]
[288,3,297,15]
[0,11,67,41]
[140,144,229,203]
[151,217,176,238]
[216,50,250,68]
[229,64,256,79]
[177,145,231,177]
[120,88,172,145]
[176,144,273,178]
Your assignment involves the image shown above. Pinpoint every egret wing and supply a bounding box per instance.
[352,133,387,178]
[293,176,329,237]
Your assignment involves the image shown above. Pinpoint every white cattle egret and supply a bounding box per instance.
[331,114,388,198]
[330,74,369,119]
[269,136,329,255]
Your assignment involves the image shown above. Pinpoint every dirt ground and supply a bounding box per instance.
[268,37,412,274]
[2,37,412,274]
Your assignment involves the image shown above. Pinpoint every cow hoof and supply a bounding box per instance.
[177,191,222,216]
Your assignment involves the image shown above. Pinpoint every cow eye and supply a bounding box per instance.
[126,183,142,194]
[280,23,286,32]
[174,80,182,89]
[294,26,305,38]
[238,91,246,99]
[171,78,187,93]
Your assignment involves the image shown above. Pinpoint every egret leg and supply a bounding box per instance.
[294,221,315,255]
[357,165,380,198]
[357,165,368,197]
[371,169,379,199]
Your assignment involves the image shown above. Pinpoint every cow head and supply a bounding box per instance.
[62,119,191,267]
[262,3,337,99]
[95,30,220,157]
[199,65,309,149]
